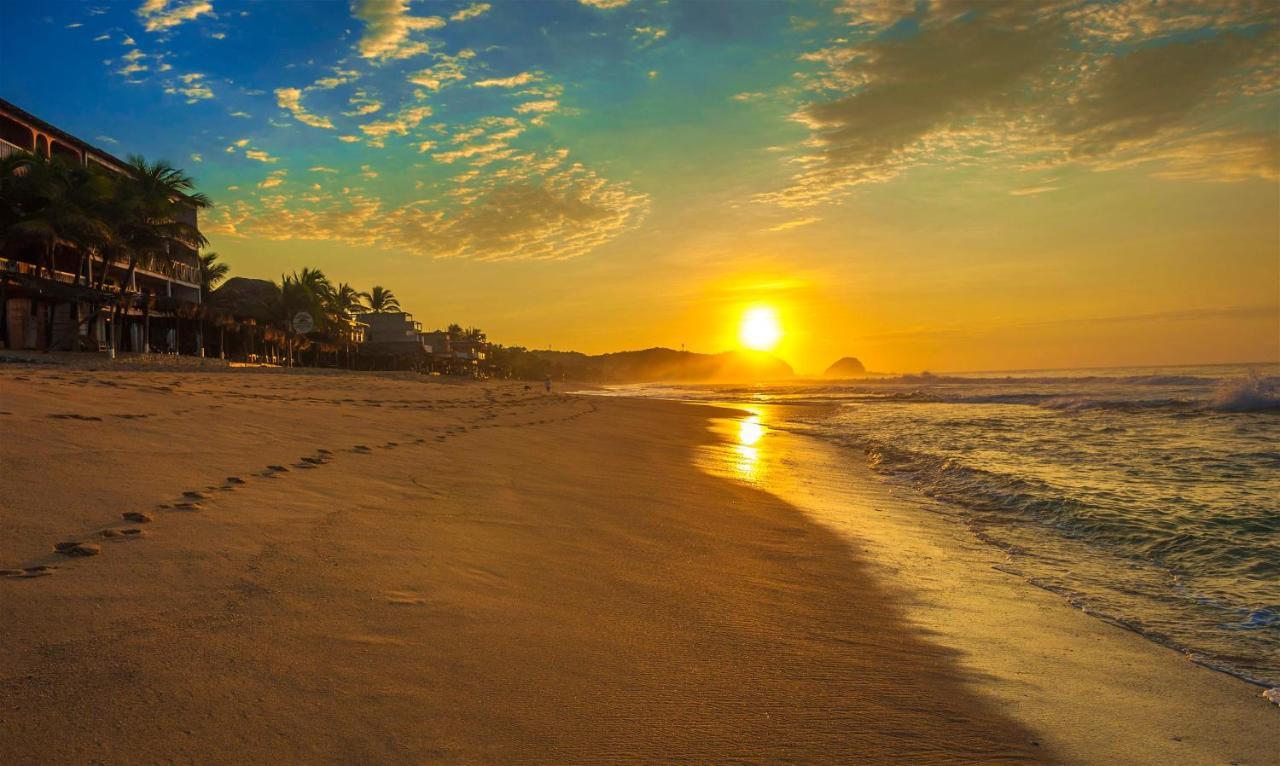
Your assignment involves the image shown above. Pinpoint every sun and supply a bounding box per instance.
[739,307,783,352]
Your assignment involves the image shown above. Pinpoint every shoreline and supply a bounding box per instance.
[1,366,1272,763]
[687,400,1276,765]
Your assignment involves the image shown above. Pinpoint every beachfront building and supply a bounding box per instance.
[361,311,431,370]
[0,98,203,353]
[419,328,490,376]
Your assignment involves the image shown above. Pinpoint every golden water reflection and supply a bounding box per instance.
[733,413,766,481]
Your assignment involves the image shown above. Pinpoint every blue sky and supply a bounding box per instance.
[2,1,1277,371]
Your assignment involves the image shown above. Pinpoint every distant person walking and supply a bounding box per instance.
[544,375,552,393]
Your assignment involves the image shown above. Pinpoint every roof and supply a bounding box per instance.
[208,277,280,321]
[0,97,133,170]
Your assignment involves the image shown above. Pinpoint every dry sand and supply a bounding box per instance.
[0,364,1271,763]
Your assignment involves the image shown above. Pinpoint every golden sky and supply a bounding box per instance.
[8,0,1276,373]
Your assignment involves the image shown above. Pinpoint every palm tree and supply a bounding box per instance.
[198,251,229,299]
[323,281,364,367]
[0,151,113,349]
[360,285,400,313]
[197,252,230,357]
[105,156,210,354]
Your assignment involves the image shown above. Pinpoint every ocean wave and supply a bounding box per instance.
[1210,374,1280,412]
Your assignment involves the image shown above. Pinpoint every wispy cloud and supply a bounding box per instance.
[1010,185,1058,197]
[163,71,214,103]
[450,3,490,22]
[275,87,334,129]
[409,49,474,91]
[358,104,433,146]
[137,0,214,33]
[474,71,540,89]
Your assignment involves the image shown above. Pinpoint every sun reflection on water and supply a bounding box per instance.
[733,413,766,481]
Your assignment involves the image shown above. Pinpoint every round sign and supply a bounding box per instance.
[292,311,315,334]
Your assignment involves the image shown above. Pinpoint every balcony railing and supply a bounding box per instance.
[0,138,24,160]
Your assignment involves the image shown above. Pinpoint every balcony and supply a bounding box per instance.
[0,138,24,160]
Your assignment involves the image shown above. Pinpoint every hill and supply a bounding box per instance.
[491,346,794,383]
[823,357,867,377]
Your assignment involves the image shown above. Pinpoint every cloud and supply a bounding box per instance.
[1053,32,1274,158]
[310,166,339,173]
[190,152,203,162]
[67,23,83,29]
[338,135,362,143]
[514,100,559,114]
[343,92,383,116]
[137,0,214,33]
[760,2,1279,207]
[258,176,285,189]
[358,104,433,145]
[95,135,119,145]
[113,47,150,78]
[408,49,474,90]
[1009,185,1058,197]
[163,71,214,103]
[93,33,110,41]
[579,0,630,8]
[205,150,648,262]
[353,0,445,60]
[311,69,359,90]
[733,91,766,102]
[275,87,334,129]
[767,217,819,232]
[450,3,490,22]
[473,71,539,88]
[230,110,250,118]
[633,25,667,44]
[245,149,278,163]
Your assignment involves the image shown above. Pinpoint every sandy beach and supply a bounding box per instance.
[0,364,1273,764]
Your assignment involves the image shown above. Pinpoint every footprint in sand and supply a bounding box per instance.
[1,565,57,578]
[172,502,202,511]
[48,413,103,421]
[317,449,333,455]
[300,456,326,465]
[385,591,426,606]
[122,511,154,523]
[54,541,101,557]
[183,490,209,500]
[226,476,246,485]
[352,445,372,453]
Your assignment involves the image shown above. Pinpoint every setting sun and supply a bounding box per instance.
[739,307,783,352]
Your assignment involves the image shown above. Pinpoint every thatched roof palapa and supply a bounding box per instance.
[209,277,281,322]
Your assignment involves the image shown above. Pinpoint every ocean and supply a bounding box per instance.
[590,363,1280,688]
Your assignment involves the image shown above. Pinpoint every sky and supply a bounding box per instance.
[2,0,1277,374]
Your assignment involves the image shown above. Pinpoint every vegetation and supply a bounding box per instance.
[361,285,400,313]
[0,150,208,351]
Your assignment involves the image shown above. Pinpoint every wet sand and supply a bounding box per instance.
[696,404,1277,766]
[1,365,1040,763]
